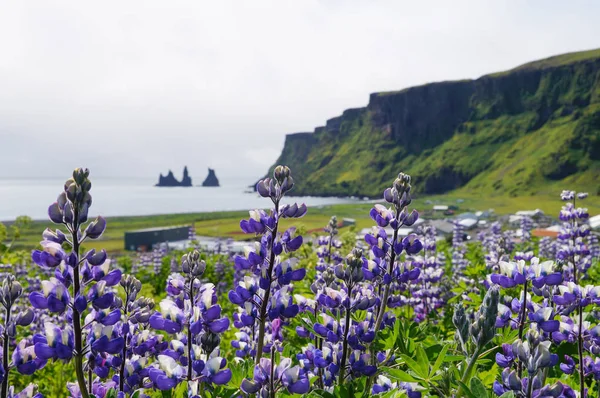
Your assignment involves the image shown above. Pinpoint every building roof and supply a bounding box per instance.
[533,229,559,238]
[126,225,189,233]
[433,205,449,211]
[458,218,478,229]
[516,209,544,217]
[428,219,455,234]
[590,214,600,229]
[456,212,478,220]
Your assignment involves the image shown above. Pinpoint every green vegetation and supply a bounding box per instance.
[265,48,600,198]
[6,192,599,255]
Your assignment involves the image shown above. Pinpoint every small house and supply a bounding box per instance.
[589,215,600,230]
[125,225,190,251]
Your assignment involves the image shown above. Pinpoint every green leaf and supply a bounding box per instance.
[470,377,488,398]
[303,390,336,398]
[381,367,420,382]
[499,393,516,398]
[400,354,428,379]
[173,382,188,397]
[161,390,172,398]
[456,381,477,398]
[415,344,429,376]
[429,344,450,376]
[104,390,118,398]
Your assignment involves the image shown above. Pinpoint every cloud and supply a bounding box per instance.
[0,0,598,180]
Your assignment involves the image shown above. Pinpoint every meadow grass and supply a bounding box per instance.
[10,192,599,254]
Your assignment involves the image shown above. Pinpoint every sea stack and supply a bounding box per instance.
[202,168,220,187]
[156,166,193,187]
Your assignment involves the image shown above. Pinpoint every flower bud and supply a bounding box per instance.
[273,165,291,185]
[181,250,206,277]
[84,216,106,239]
[48,203,64,224]
[200,331,221,354]
[15,309,34,326]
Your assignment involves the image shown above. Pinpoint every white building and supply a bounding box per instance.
[590,214,600,230]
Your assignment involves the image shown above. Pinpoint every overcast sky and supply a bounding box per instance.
[1,1,599,182]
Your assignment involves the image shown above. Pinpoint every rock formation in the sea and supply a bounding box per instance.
[201,168,220,187]
[181,166,192,186]
[156,167,193,187]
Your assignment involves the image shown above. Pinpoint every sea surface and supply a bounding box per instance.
[0,177,366,221]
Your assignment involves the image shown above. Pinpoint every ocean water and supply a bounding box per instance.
[0,177,365,221]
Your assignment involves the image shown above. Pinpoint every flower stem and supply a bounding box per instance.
[457,347,481,398]
[119,293,129,392]
[270,346,276,398]
[578,304,585,396]
[1,305,11,398]
[526,369,535,398]
[373,209,401,332]
[338,285,353,385]
[517,280,528,379]
[187,277,195,382]
[255,201,280,363]
[71,216,90,398]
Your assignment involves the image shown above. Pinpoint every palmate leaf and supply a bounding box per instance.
[456,380,477,398]
[470,377,489,398]
[382,367,420,382]
[303,389,337,398]
[415,344,430,377]
[429,344,450,376]
[499,393,516,398]
[399,352,429,379]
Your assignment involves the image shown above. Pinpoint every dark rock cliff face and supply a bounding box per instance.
[156,166,193,187]
[202,168,220,187]
[262,49,600,197]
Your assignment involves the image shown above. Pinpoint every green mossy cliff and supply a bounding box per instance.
[264,49,600,197]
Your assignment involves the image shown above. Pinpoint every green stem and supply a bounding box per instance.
[71,215,90,398]
[187,278,195,382]
[1,305,11,398]
[119,293,129,392]
[373,208,402,332]
[578,304,585,396]
[255,201,280,363]
[338,285,353,385]
[457,347,481,398]
[526,369,535,398]
[517,280,528,379]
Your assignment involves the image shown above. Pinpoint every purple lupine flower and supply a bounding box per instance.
[369,205,394,227]
[33,322,74,361]
[31,240,66,268]
[495,344,515,368]
[241,357,309,395]
[148,355,184,390]
[29,278,70,313]
[12,340,46,375]
[149,300,185,334]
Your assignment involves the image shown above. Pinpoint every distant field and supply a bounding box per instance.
[9,192,600,254]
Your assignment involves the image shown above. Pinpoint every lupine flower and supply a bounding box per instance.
[12,340,46,375]
[241,357,309,395]
[149,300,185,333]
[148,355,184,390]
[33,322,74,361]
[29,279,70,313]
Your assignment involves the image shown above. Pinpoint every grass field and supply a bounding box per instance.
[7,192,600,254]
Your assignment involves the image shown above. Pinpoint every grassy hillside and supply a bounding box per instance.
[265,48,600,198]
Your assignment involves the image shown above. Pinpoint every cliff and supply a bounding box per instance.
[202,168,220,187]
[263,48,600,197]
[156,166,193,187]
